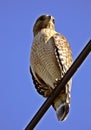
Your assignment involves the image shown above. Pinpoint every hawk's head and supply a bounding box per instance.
[33,15,55,36]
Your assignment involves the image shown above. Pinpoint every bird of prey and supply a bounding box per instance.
[30,14,72,121]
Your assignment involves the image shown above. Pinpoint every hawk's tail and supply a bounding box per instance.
[56,102,70,121]
[52,83,71,121]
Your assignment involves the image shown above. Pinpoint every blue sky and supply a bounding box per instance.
[0,0,91,130]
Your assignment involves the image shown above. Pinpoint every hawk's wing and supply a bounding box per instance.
[30,67,52,97]
[53,33,72,77]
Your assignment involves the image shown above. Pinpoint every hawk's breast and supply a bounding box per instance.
[30,29,61,89]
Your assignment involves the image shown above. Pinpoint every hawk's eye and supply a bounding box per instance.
[39,16,46,21]
[52,18,55,24]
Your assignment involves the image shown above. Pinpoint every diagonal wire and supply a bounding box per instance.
[25,40,91,130]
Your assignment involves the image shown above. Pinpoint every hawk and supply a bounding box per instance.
[30,15,72,121]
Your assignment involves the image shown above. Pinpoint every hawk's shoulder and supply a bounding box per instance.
[52,33,72,70]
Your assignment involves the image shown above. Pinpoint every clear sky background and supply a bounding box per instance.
[0,0,91,130]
